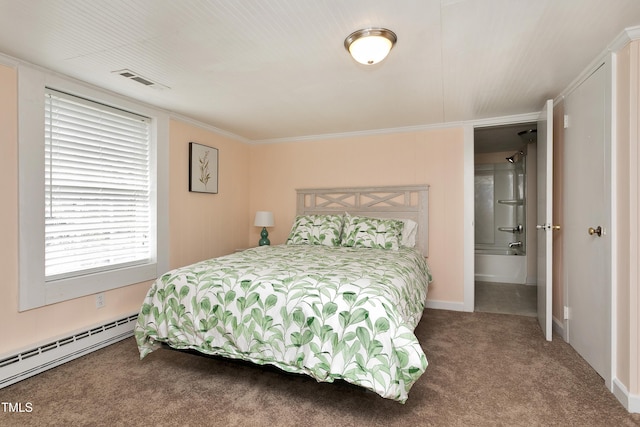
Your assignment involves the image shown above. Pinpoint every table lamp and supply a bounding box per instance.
[254,211,274,246]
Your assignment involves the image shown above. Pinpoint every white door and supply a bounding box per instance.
[536,99,553,341]
[564,64,610,381]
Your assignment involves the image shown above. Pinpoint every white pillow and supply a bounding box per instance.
[400,219,418,248]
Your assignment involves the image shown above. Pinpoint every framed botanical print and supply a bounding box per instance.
[189,142,218,194]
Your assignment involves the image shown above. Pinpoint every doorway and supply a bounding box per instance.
[474,123,538,316]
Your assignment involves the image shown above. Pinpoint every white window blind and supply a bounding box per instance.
[44,88,151,280]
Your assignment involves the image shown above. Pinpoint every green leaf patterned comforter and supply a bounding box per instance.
[135,244,432,402]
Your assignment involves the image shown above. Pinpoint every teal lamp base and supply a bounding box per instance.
[258,227,270,246]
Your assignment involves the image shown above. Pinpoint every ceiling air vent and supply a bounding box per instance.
[112,69,169,89]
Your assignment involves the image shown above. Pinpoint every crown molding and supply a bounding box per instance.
[249,122,459,144]
[249,112,540,145]
[610,25,640,52]
[556,25,640,103]
[0,52,19,68]
[168,113,250,144]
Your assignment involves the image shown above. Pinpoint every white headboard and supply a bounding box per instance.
[295,185,429,257]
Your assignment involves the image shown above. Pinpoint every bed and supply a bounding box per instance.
[135,186,432,403]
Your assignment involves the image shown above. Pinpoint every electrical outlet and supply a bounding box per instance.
[96,293,105,309]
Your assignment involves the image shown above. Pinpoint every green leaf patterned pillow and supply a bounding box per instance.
[341,214,404,250]
[286,214,344,247]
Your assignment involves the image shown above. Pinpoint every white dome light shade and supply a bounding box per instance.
[344,28,397,65]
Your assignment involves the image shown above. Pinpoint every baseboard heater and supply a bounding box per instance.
[0,314,138,389]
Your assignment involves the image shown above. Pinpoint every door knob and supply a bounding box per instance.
[588,226,602,237]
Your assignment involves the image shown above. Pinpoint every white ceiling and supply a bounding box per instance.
[1,0,639,143]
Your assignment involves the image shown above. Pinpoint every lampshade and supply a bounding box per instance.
[254,211,274,227]
[344,28,397,65]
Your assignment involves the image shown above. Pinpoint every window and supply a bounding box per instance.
[18,65,168,310]
[44,89,151,280]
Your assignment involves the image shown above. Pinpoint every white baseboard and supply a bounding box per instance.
[613,377,640,413]
[425,299,468,312]
[0,314,138,389]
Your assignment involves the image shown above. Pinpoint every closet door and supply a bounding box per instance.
[563,63,611,383]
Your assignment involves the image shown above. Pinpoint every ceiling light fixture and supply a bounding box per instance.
[518,128,537,143]
[344,28,397,65]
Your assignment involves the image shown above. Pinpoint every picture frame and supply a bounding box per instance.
[189,142,218,194]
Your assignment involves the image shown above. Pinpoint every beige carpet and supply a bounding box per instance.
[1,309,638,426]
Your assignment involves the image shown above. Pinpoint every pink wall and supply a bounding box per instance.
[615,40,639,396]
[168,120,250,269]
[248,128,466,305]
